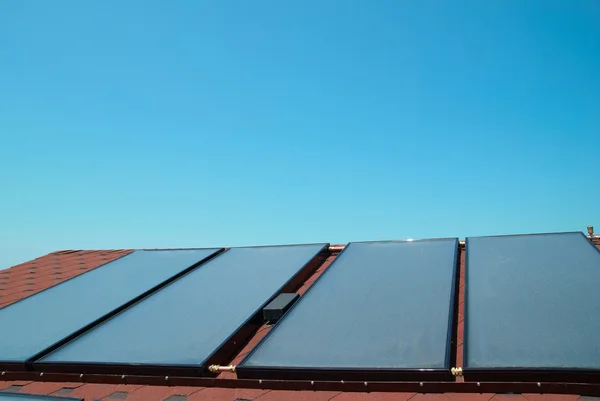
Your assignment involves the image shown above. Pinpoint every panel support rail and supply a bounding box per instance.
[3,370,600,396]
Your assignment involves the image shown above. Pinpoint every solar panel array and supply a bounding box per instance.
[0,233,599,383]
[36,244,328,374]
[0,249,220,367]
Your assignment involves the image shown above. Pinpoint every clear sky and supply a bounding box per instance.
[1,1,599,270]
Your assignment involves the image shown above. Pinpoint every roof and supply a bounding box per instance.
[1,238,600,401]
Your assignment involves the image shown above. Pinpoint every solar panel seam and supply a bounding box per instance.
[245,242,340,366]
[462,237,471,373]
[238,242,362,367]
[447,243,461,374]
[201,244,331,370]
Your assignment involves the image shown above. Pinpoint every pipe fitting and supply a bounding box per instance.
[328,245,345,252]
[208,364,236,373]
[451,367,463,376]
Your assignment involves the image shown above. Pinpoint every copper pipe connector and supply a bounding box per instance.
[208,365,236,373]
[451,367,463,376]
[328,244,345,252]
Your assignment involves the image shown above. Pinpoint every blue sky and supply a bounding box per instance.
[1,1,599,269]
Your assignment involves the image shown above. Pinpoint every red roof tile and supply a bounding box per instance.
[331,392,416,401]
[0,381,33,390]
[1,240,600,401]
[187,388,269,401]
[408,395,453,401]
[522,395,582,401]
[445,394,494,401]
[252,390,341,401]
[19,381,83,395]
[64,383,143,401]
[123,385,204,401]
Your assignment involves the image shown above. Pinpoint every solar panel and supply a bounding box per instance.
[238,239,459,381]
[0,393,82,401]
[464,232,600,382]
[0,249,220,369]
[35,244,328,375]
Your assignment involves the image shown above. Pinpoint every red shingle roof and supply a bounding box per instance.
[1,239,600,401]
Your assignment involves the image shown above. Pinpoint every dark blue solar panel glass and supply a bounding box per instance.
[465,232,600,369]
[241,239,458,370]
[38,244,326,367]
[0,249,219,362]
